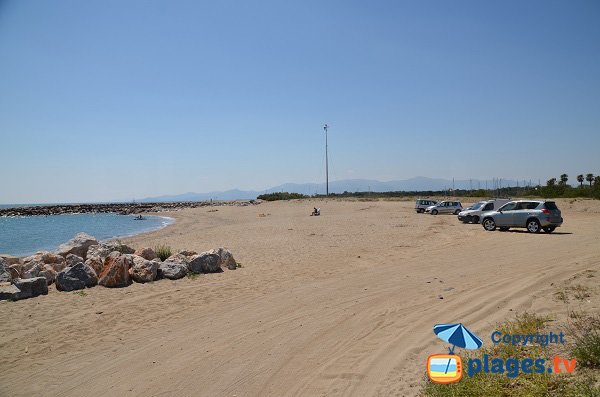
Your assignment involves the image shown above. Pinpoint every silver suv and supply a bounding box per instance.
[415,199,437,213]
[481,200,563,233]
[425,201,463,215]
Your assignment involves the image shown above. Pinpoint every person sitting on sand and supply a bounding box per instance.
[311,207,321,216]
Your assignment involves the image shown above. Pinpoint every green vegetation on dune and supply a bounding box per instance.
[154,244,172,261]
[257,192,308,201]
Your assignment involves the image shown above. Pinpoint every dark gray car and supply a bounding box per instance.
[481,200,563,233]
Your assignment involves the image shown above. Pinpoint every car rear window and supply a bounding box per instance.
[544,202,559,210]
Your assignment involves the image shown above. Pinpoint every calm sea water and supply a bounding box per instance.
[0,213,174,256]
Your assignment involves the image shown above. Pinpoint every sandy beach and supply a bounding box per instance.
[1,198,599,396]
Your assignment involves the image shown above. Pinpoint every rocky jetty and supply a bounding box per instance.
[0,233,239,301]
[0,200,259,217]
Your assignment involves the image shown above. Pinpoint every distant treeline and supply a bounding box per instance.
[257,192,308,201]
[257,173,600,201]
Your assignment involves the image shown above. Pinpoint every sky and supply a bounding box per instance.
[0,0,599,203]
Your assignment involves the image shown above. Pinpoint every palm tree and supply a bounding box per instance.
[586,173,594,187]
[546,178,557,187]
[577,174,584,188]
[559,174,568,186]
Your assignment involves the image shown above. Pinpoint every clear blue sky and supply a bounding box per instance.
[1,0,599,203]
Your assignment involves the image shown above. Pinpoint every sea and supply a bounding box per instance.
[0,208,174,256]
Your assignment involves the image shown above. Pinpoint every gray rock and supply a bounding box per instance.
[105,241,135,255]
[133,247,157,261]
[12,277,48,299]
[0,282,21,301]
[56,263,98,292]
[158,262,188,280]
[86,244,113,260]
[129,256,158,283]
[207,248,237,270]
[164,253,190,265]
[8,264,22,280]
[0,255,20,266]
[188,252,221,274]
[65,254,84,267]
[38,265,57,285]
[56,233,99,259]
[0,258,11,283]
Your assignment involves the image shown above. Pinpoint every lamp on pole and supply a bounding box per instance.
[324,124,329,196]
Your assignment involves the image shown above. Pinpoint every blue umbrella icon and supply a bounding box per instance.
[434,323,483,353]
[433,323,483,374]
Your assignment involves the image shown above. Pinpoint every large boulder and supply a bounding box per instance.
[133,247,157,261]
[40,252,66,265]
[87,242,135,259]
[105,241,135,255]
[8,264,22,280]
[157,254,189,280]
[87,244,113,260]
[157,262,187,280]
[0,255,20,266]
[207,248,237,270]
[65,254,84,268]
[84,256,104,276]
[0,282,21,301]
[164,253,190,266]
[0,258,11,283]
[98,252,132,288]
[38,265,57,285]
[188,251,221,274]
[12,277,48,299]
[56,233,99,259]
[22,251,66,274]
[56,263,98,292]
[129,256,158,283]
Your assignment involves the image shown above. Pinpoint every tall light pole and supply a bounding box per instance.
[324,124,329,196]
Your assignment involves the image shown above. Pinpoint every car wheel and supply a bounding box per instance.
[471,216,479,224]
[543,226,556,233]
[454,209,461,215]
[431,209,438,215]
[499,227,510,232]
[483,218,496,231]
[418,208,424,213]
[464,215,472,223]
[527,219,541,233]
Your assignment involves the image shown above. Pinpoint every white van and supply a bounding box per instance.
[457,198,511,224]
[415,199,437,213]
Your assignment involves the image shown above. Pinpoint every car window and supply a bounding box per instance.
[514,202,526,210]
[499,202,517,211]
[544,202,558,210]
[526,202,539,210]
[483,203,494,211]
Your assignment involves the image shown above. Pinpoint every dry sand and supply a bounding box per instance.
[1,198,600,396]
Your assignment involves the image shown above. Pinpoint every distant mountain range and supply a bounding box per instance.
[140,176,525,202]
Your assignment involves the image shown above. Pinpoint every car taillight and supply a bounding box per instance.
[541,208,550,214]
